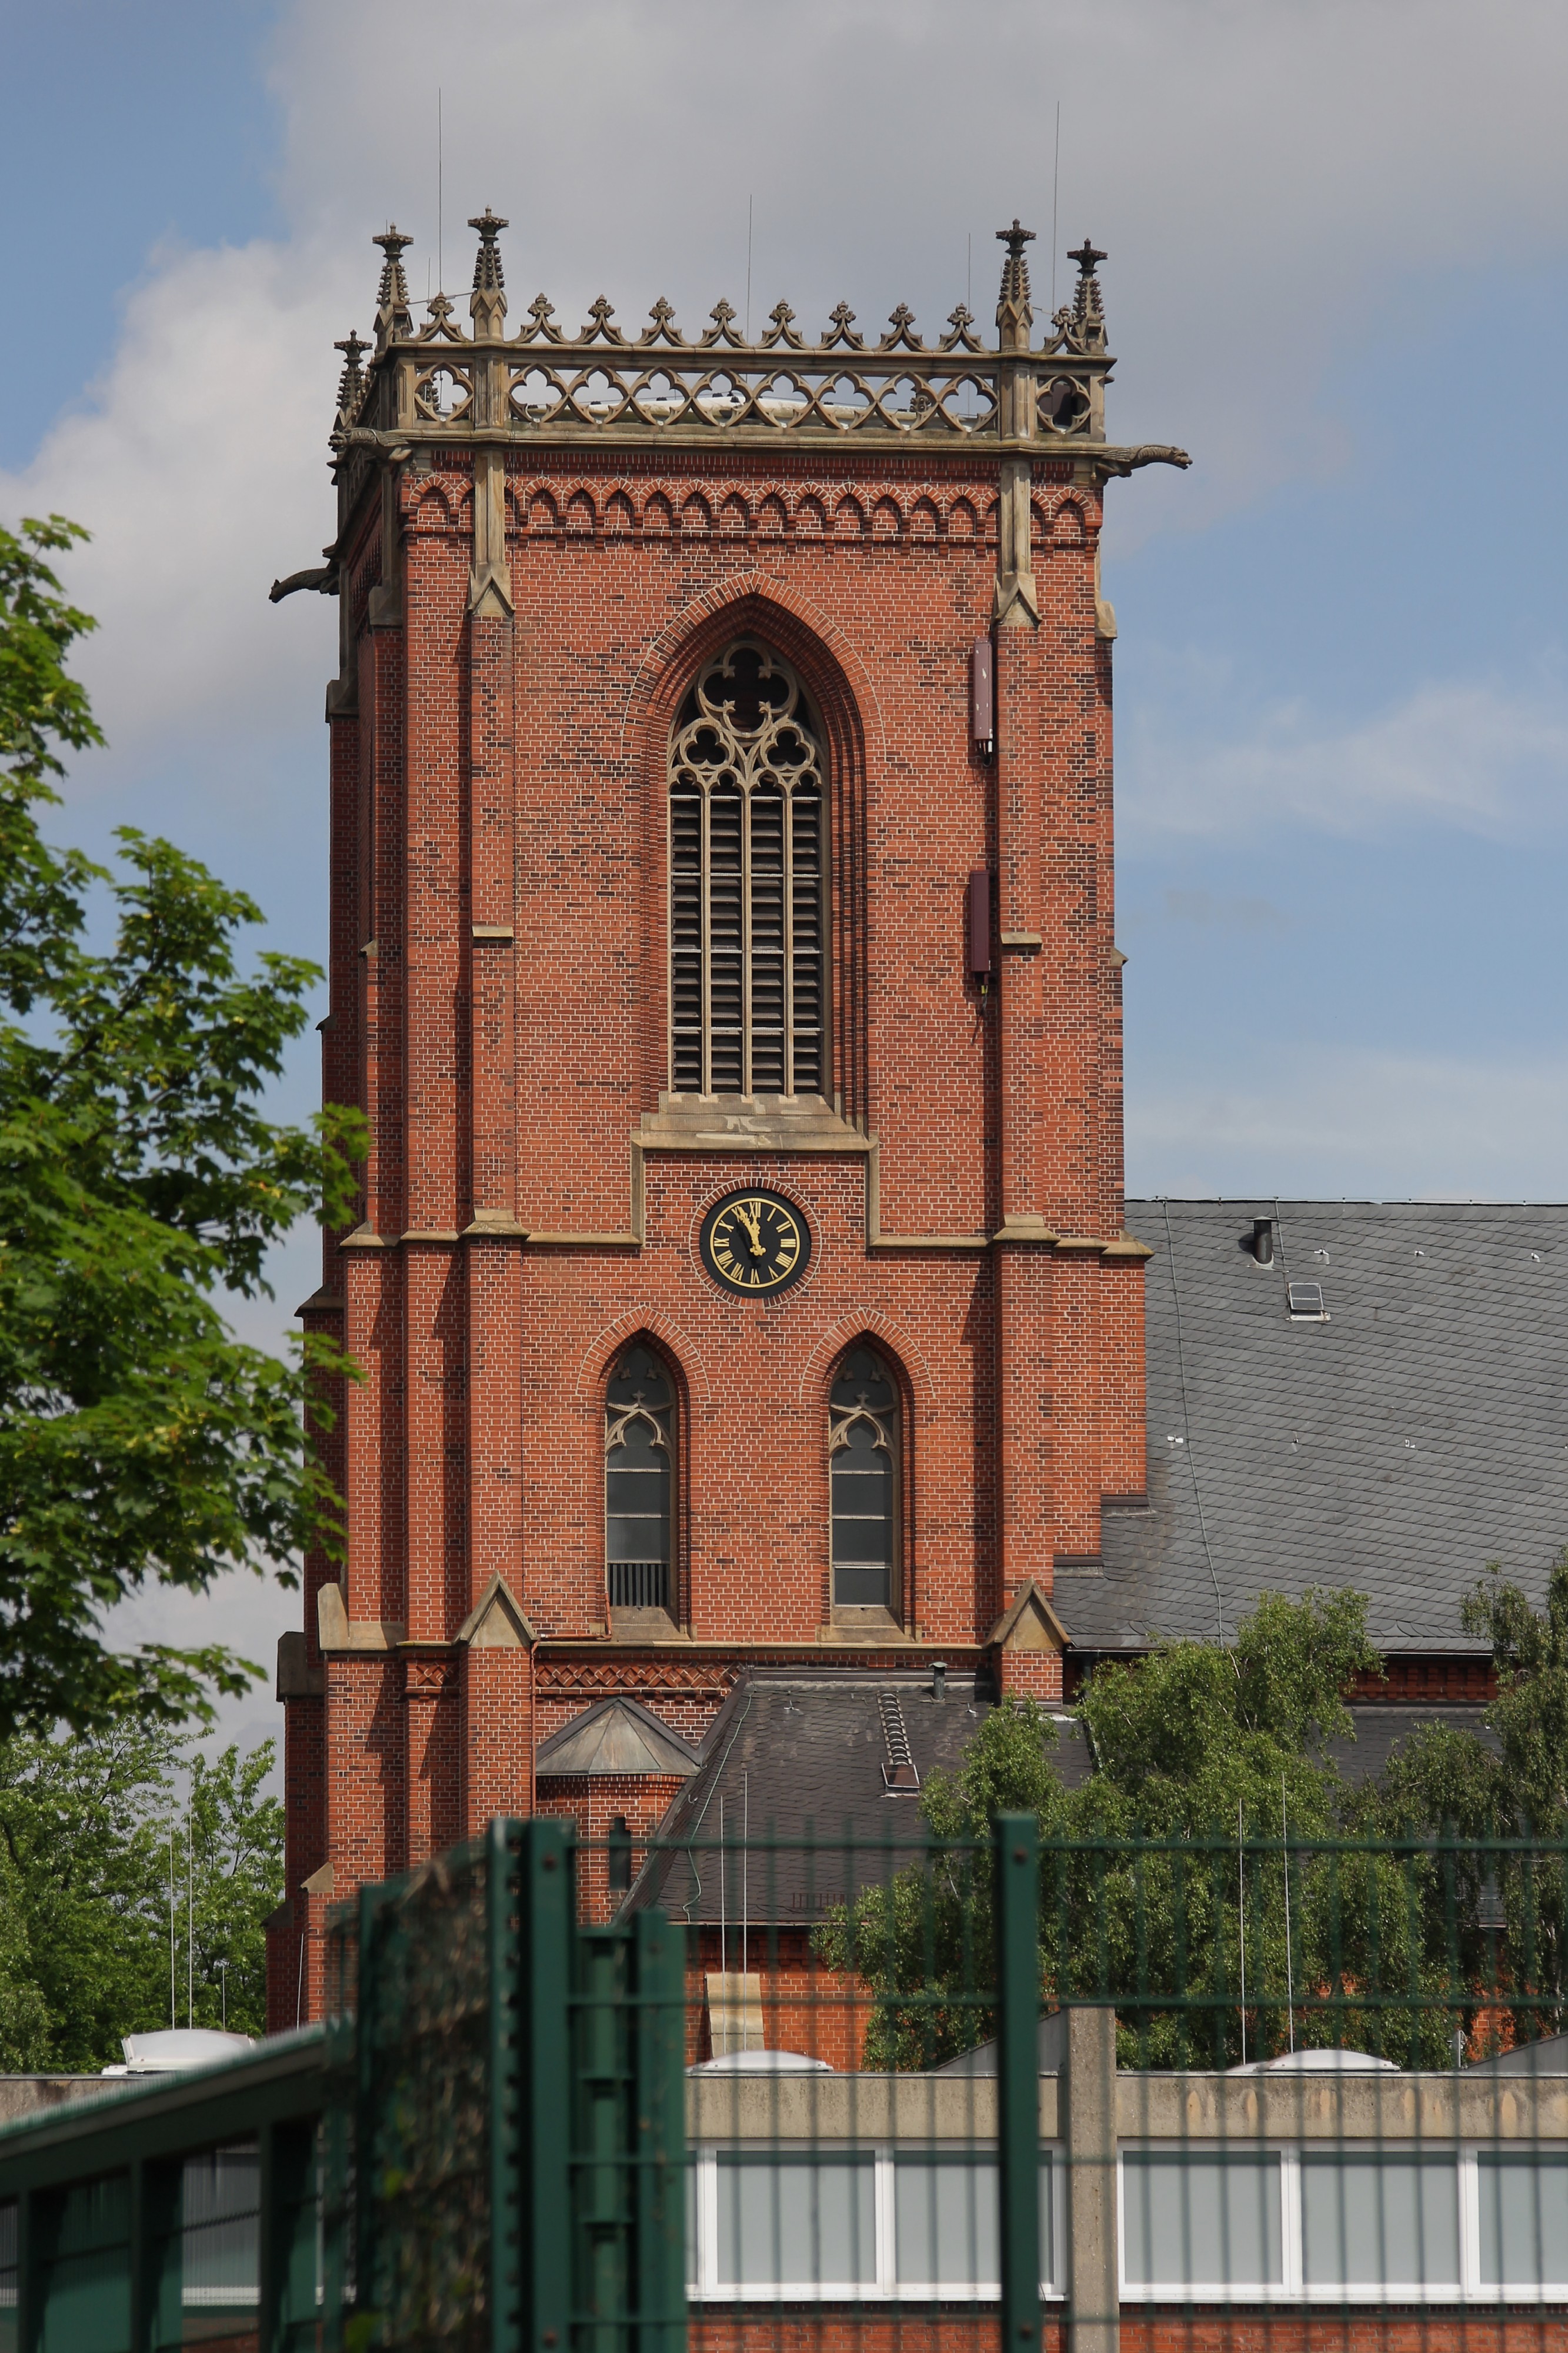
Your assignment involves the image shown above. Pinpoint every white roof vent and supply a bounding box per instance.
[102,2029,254,2077]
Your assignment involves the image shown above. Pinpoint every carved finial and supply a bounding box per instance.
[762,300,802,350]
[524,293,562,345]
[583,295,625,344]
[824,301,863,350]
[940,302,980,353]
[467,209,508,340]
[1068,239,1108,350]
[702,298,742,348]
[640,296,684,346]
[881,302,923,351]
[372,226,414,350]
[333,330,369,421]
[469,209,508,292]
[995,219,1035,352]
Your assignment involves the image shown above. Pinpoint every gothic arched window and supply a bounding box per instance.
[829,1345,900,1611]
[605,1344,674,1613]
[669,641,826,1098]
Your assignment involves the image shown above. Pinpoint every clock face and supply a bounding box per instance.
[699,1189,812,1298]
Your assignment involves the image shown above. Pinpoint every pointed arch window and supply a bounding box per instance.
[605,1344,673,1614]
[829,1345,900,1611]
[669,640,826,1097]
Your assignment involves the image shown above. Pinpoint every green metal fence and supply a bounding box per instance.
[1,1819,1565,2350]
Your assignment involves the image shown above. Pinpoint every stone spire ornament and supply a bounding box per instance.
[1067,240,1108,352]
[371,227,414,352]
[469,208,508,340]
[466,208,513,611]
[333,331,369,426]
[994,219,1035,353]
[992,219,1039,624]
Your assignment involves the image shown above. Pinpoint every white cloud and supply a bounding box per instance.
[1122,669,1568,839]
[3,0,1566,829]
[1129,1044,1568,1201]
[7,0,1568,1755]
[0,234,347,790]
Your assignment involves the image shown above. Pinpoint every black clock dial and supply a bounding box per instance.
[699,1189,811,1297]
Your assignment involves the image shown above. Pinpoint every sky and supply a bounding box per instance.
[4,0,1567,1760]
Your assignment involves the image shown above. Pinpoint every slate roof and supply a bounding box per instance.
[1063,1201,1568,1655]
[622,1677,1489,1923]
[1324,1704,1500,1784]
[630,1669,1091,1924]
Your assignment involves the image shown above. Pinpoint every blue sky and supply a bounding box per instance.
[5,0,1566,1747]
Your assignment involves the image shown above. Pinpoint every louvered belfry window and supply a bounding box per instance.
[669,641,826,1096]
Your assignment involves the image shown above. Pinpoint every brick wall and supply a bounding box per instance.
[278,421,1147,2015]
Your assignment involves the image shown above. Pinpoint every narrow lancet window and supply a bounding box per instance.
[605,1344,673,1612]
[670,641,825,1097]
[829,1346,900,1610]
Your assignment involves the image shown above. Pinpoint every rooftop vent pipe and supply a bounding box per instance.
[1248,1217,1275,1265]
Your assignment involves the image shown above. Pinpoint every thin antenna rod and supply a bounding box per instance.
[1282,1776,1295,2052]
[745,195,753,342]
[1051,101,1062,314]
[1237,1801,1247,2066]
[438,88,445,294]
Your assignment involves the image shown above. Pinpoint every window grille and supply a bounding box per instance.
[829,1346,899,1608]
[605,1344,673,1612]
[669,641,826,1097]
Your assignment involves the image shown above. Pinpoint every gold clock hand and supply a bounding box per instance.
[737,1201,766,1257]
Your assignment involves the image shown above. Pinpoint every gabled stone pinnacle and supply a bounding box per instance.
[995,219,1035,352]
[468,209,509,339]
[372,226,414,350]
[469,208,508,293]
[333,330,369,421]
[1068,238,1109,351]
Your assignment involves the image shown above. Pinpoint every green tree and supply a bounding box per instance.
[0,1728,283,2068]
[185,1740,286,2036]
[819,1588,1459,2070]
[0,515,365,1738]
[1356,1550,1568,2045]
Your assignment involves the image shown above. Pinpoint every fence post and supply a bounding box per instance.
[16,2186,35,2353]
[520,1818,573,2353]
[259,2118,321,2351]
[632,1910,687,2353]
[1064,2007,1119,2353]
[319,2087,352,2353]
[996,1812,1041,2353]
[352,1878,383,2341]
[489,1818,525,2353]
[130,2155,182,2351]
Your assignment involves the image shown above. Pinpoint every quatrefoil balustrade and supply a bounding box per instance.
[361,289,1109,450]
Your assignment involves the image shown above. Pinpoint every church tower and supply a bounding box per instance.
[269,212,1187,2020]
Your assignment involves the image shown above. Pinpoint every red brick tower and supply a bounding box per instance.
[268,212,1187,2021]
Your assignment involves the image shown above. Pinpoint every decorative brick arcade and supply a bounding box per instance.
[266,211,1187,2025]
